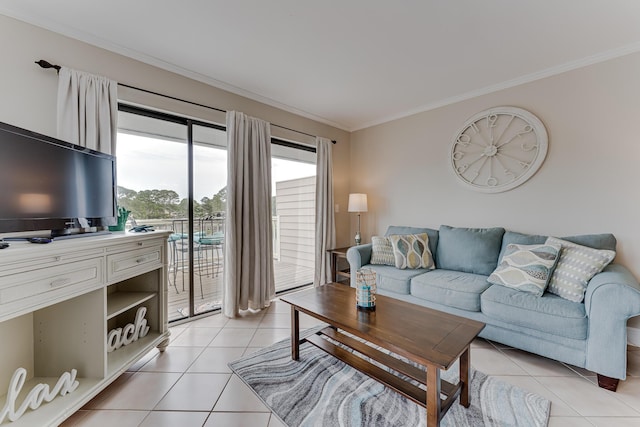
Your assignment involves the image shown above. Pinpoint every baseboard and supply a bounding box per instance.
[628,326,640,347]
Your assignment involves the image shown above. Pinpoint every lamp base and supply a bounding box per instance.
[354,232,361,245]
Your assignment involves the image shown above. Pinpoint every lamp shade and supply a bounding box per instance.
[348,193,368,213]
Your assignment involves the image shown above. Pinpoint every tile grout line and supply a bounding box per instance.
[495,343,640,420]
[141,322,237,426]
[491,341,590,422]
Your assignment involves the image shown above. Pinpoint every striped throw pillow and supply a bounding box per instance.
[546,237,616,302]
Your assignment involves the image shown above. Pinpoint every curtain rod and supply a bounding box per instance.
[35,59,337,144]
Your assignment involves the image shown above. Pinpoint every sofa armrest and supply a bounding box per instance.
[584,264,640,313]
[584,264,640,379]
[347,244,373,288]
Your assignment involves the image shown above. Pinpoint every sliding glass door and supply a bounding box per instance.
[192,124,227,314]
[116,111,191,321]
[117,104,318,321]
[116,107,226,322]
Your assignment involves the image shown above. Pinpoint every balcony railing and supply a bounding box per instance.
[128,215,311,321]
[126,216,280,260]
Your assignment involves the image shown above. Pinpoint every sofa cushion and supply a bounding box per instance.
[481,284,587,340]
[546,237,616,303]
[370,236,395,266]
[488,243,561,296]
[385,226,439,257]
[410,269,491,312]
[562,233,617,251]
[498,231,548,264]
[388,233,435,270]
[436,225,505,275]
[362,264,429,295]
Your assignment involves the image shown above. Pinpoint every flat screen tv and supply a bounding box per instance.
[0,121,117,237]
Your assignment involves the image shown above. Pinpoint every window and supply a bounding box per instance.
[271,143,317,292]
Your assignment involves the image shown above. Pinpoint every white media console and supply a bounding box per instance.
[0,231,171,426]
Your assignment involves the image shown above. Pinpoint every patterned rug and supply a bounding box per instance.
[229,328,551,427]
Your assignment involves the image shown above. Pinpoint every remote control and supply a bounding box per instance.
[130,225,155,232]
[28,237,52,244]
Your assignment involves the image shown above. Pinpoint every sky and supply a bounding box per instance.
[116,133,316,201]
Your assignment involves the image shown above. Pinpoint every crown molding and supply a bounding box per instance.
[352,41,640,132]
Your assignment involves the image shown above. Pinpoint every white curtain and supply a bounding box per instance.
[314,137,336,286]
[223,111,275,317]
[56,67,118,154]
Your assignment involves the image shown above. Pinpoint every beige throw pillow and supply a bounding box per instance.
[388,233,435,270]
[370,236,395,266]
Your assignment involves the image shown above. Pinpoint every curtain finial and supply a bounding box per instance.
[35,59,61,73]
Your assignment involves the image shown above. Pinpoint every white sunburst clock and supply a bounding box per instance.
[450,106,548,193]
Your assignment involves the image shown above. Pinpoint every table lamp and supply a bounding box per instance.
[348,193,368,245]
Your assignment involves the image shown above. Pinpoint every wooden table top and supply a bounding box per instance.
[327,246,351,255]
[280,283,485,369]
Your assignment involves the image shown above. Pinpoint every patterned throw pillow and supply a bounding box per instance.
[388,233,435,270]
[488,243,561,296]
[546,236,616,302]
[370,236,395,266]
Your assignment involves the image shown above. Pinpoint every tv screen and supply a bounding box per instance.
[0,121,117,236]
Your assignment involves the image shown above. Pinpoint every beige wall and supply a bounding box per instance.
[350,52,640,333]
[0,14,352,247]
[351,52,640,274]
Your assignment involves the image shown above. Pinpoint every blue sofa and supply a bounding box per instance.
[346,225,640,391]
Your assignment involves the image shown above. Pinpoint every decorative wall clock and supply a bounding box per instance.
[450,106,548,193]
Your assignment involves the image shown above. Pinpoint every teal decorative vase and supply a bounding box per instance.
[109,207,130,231]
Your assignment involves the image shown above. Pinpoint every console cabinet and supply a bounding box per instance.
[0,231,171,426]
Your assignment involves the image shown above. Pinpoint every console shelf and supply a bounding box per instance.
[0,231,171,426]
[107,291,156,319]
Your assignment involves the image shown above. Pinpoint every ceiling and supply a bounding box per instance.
[2,1,640,131]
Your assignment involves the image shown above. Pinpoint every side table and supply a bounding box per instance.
[327,246,351,284]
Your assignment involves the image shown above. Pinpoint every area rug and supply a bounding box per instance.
[229,327,550,427]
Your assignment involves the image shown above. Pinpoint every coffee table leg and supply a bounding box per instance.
[426,365,441,426]
[291,306,300,360]
[460,347,470,408]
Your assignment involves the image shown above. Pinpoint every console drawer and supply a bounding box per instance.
[107,245,162,283]
[105,237,165,254]
[0,247,104,277]
[0,258,103,318]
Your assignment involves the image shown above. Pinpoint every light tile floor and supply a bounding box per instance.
[62,300,640,426]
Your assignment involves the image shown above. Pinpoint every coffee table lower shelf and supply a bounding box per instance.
[305,326,463,418]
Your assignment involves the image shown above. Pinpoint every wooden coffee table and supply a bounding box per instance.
[280,283,485,427]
